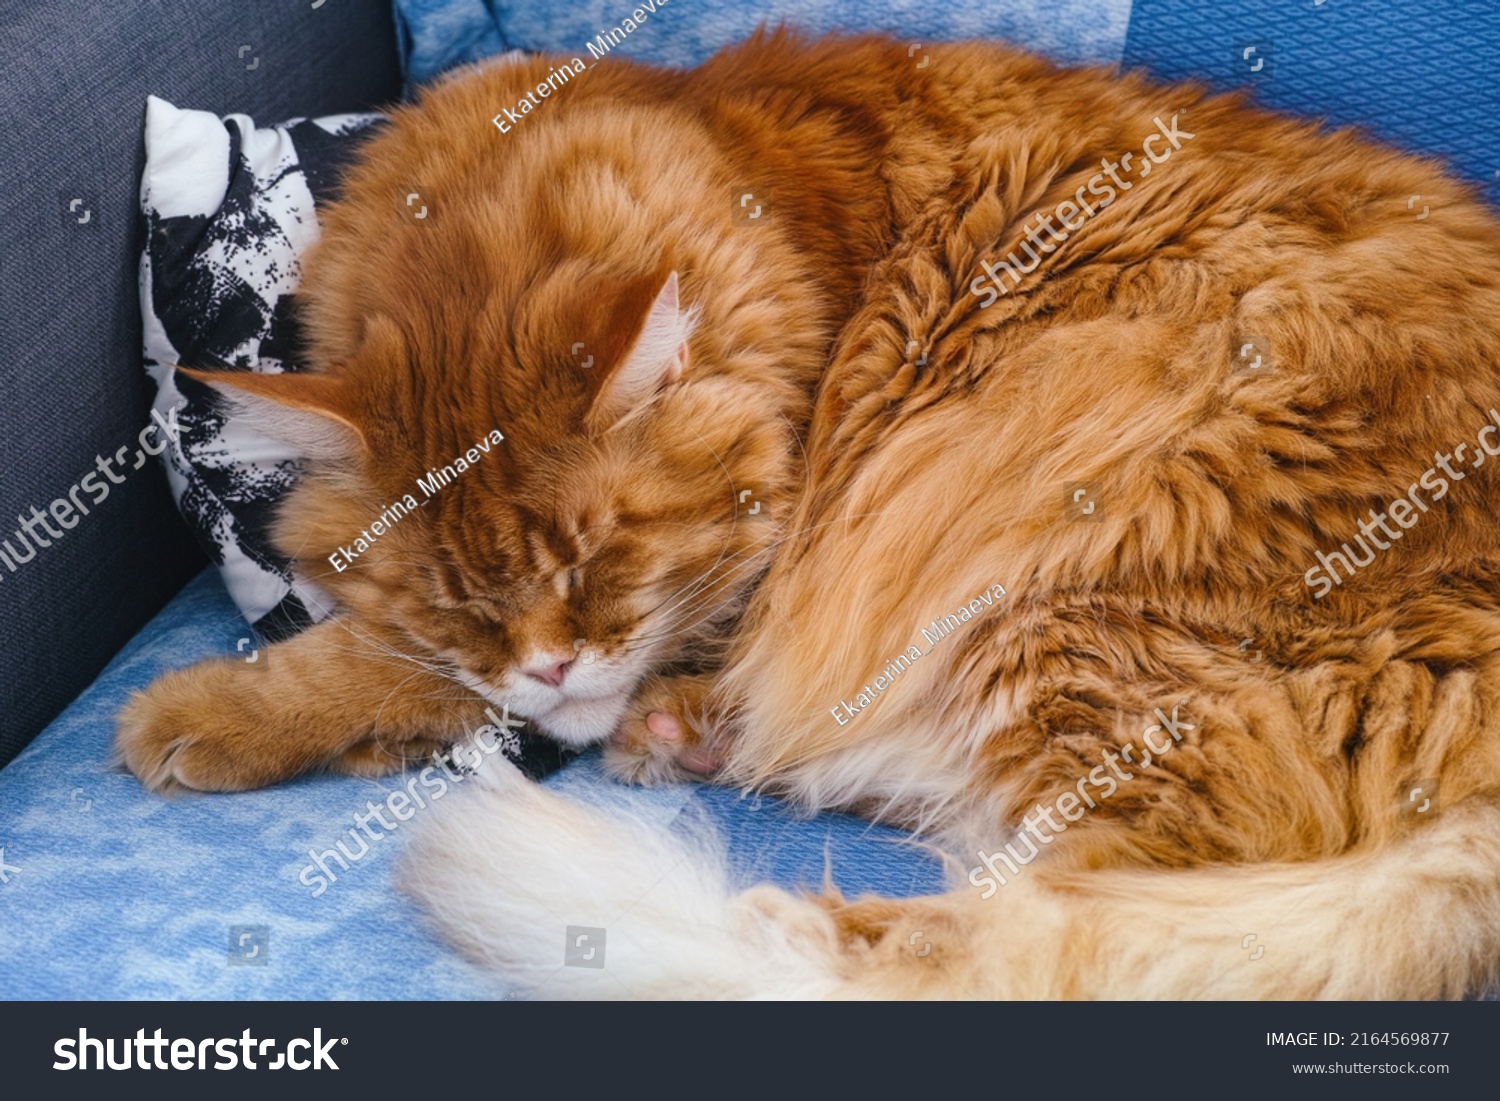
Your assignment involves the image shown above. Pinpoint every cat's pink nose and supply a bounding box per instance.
[522,657,574,688]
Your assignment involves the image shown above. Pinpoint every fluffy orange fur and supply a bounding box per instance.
[118,31,1500,998]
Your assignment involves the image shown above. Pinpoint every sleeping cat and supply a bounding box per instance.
[117,30,1500,999]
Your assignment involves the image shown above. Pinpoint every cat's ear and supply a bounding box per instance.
[587,270,696,431]
[176,367,366,459]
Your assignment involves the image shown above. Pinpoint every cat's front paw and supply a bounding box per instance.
[115,660,311,793]
[603,673,722,785]
[327,736,453,779]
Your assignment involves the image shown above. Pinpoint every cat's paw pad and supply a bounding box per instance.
[604,709,720,784]
[602,672,724,784]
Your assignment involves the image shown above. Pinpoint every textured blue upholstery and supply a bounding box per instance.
[393,0,1499,204]
[0,570,943,999]
[394,0,1135,87]
[1123,0,1500,199]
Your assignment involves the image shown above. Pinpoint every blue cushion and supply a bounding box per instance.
[0,569,943,999]
[394,0,1135,88]
[393,0,1499,209]
[1123,0,1500,197]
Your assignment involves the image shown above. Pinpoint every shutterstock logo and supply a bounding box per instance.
[53,1027,343,1070]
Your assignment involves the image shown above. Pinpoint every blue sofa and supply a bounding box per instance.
[2,0,1496,998]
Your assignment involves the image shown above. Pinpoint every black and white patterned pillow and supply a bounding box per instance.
[137,93,571,780]
[139,95,382,641]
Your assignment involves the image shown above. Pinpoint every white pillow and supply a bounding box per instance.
[138,95,382,638]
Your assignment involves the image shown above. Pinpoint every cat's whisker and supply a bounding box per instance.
[368,664,470,738]
[317,649,465,685]
[633,437,773,622]
[630,426,768,617]
[318,633,459,678]
[634,515,805,626]
[634,531,746,623]
[316,616,470,685]
[633,509,892,638]
[626,563,770,647]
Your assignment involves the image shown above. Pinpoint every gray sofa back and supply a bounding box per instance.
[0,0,403,766]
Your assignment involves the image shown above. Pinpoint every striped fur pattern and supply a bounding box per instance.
[119,32,1500,998]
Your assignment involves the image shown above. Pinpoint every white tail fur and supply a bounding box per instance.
[405,766,1500,999]
[402,760,843,998]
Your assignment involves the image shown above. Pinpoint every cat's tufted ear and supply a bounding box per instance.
[587,270,696,431]
[176,367,366,459]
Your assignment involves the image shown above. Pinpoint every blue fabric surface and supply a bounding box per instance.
[393,0,510,94]
[393,0,1498,209]
[1123,0,1500,200]
[0,570,944,999]
[394,0,1135,87]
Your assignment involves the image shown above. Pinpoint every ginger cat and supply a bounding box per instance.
[119,31,1500,999]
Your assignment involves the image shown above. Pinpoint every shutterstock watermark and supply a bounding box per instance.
[585,0,673,61]
[0,402,185,581]
[493,0,677,135]
[1304,410,1500,598]
[830,584,1006,725]
[297,707,524,897]
[329,428,503,575]
[967,702,1195,898]
[491,59,588,134]
[968,113,1196,306]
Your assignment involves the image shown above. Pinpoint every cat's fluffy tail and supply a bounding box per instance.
[405,763,1500,998]
[402,760,844,998]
